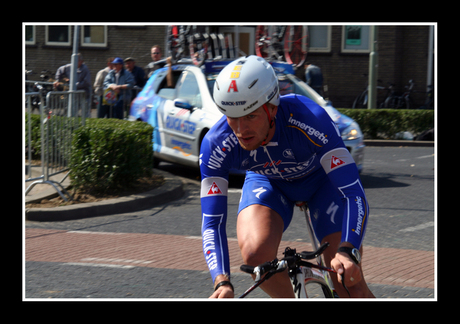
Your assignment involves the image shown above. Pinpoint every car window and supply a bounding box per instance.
[176,71,202,108]
[278,74,314,100]
[206,73,219,98]
[157,70,182,100]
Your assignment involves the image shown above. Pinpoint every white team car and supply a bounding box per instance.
[129,59,364,172]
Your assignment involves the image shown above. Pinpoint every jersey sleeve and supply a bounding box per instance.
[320,147,369,249]
[303,100,369,249]
[199,125,232,283]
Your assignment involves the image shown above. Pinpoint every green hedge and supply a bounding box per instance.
[26,115,154,194]
[25,114,42,158]
[337,109,434,140]
[25,109,433,193]
[69,119,154,194]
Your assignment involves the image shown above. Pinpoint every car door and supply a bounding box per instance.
[154,68,178,160]
[164,69,200,164]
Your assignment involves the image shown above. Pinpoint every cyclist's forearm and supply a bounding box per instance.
[340,194,369,249]
[200,159,232,280]
[201,207,231,282]
[320,147,369,249]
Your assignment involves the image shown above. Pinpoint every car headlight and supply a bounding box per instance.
[341,122,362,141]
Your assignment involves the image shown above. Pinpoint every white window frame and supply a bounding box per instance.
[341,25,371,53]
[45,25,71,46]
[25,25,36,45]
[81,25,108,47]
[308,25,331,53]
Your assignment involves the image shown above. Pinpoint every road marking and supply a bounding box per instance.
[67,231,123,235]
[186,236,238,241]
[81,257,153,264]
[396,154,434,162]
[416,154,434,159]
[228,189,242,193]
[399,221,434,232]
[63,262,134,269]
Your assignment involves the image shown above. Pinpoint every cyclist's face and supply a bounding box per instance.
[227,104,277,151]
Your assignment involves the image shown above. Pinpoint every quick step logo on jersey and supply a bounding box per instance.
[206,133,239,170]
[202,227,217,271]
[250,155,317,180]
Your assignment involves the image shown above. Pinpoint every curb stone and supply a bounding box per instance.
[364,139,434,147]
[25,168,184,222]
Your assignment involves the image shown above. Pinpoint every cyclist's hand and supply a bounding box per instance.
[209,285,234,299]
[331,252,362,287]
[210,276,234,298]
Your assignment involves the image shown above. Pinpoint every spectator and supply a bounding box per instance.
[304,62,323,95]
[124,57,146,99]
[54,53,92,116]
[103,57,134,119]
[94,57,114,118]
[144,45,166,78]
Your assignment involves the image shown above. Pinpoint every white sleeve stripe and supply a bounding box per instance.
[337,179,361,196]
[320,147,354,174]
[201,177,228,198]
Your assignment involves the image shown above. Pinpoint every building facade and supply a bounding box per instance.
[25,24,434,109]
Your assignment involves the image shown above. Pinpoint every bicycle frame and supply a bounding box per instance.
[295,202,338,298]
[291,262,333,298]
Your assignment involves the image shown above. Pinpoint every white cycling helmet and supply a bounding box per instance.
[213,55,280,118]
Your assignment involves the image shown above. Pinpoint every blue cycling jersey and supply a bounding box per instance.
[200,94,369,282]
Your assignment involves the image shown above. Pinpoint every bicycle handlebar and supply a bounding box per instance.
[239,242,351,297]
[240,243,334,282]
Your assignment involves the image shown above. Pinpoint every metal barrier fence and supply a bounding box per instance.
[25,88,86,201]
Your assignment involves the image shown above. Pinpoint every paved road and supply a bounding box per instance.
[25,146,435,299]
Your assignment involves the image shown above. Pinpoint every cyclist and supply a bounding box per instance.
[200,55,374,298]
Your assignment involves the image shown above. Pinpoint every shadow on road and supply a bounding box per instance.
[360,173,410,189]
[157,162,423,191]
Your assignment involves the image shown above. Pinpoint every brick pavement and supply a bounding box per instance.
[25,228,434,290]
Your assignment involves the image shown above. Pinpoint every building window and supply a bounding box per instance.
[45,25,71,46]
[341,25,370,53]
[219,27,255,57]
[309,25,331,53]
[81,25,107,47]
[25,25,35,45]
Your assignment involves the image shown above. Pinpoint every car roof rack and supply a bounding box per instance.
[163,25,296,75]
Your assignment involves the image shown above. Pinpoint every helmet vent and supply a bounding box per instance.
[216,80,220,90]
[248,79,258,89]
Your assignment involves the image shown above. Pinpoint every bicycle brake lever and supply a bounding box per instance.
[253,266,262,283]
[276,260,288,272]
